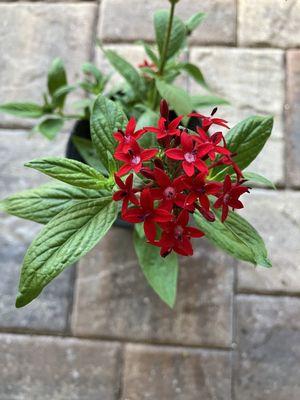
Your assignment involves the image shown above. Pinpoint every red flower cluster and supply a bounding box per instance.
[112,100,250,257]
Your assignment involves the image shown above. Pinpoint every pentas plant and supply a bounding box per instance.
[1,95,275,308]
[112,100,250,257]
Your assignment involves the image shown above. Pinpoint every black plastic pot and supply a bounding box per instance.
[65,113,200,229]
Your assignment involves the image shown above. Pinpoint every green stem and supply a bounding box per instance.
[151,1,176,110]
[159,1,176,75]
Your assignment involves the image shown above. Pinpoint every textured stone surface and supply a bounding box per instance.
[286,50,300,187]
[72,227,234,347]
[190,47,285,140]
[237,190,300,294]
[234,296,300,400]
[99,0,236,45]
[238,0,300,48]
[0,334,121,400]
[123,344,231,400]
[244,139,284,186]
[0,129,74,333]
[0,3,97,127]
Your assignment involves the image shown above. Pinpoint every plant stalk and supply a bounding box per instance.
[151,1,177,110]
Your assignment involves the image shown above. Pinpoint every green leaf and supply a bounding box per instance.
[156,79,193,116]
[178,62,209,89]
[194,210,271,268]
[185,12,206,34]
[16,198,117,307]
[211,115,274,180]
[133,228,178,308]
[154,10,187,60]
[52,85,76,108]
[191,94,230,108]
[242,172,276,189]
[104,49,144,96]
[136,109,158,148]
[25,157,108,190]
[0,102,45,118]
[36,117,64,140]
[90,95,128,170]
[72,136,107,174]
[0,182,109,224]
[47,58,67,107]
[140,42,159,65]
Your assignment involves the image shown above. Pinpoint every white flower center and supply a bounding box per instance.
[184,152,196,163]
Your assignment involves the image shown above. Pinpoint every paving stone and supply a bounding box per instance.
[286,50,300,187]
[189,47,285,140]
[0,334,121,400]
[238,0,300,48]
[234,295,300,400]
[237,190,300,294]
[123,343,231,400]
[99,0,236,45]
[0,3,97,127]
[0,129,74,333]
[72,227,234,347]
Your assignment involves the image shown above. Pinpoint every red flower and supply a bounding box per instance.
[189,108,229,131]
[165,131,211,177]
[112,174,139,213]
[123,188,172,241]
[145,115,183,139]
[183,173,222,211]
[157,210,204,257]
[113,117,145,153]
[211,153,244,181]
[114,140,158,176]
[214,175,250,222]
[150,168,187,210]
[194,128,231,161]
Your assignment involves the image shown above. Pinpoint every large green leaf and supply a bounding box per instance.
[133,228,178,308]
[0,182,109,224]
[194,210,271,268]
[36,117,64,140]
[185,12,206,34]
[16,198,118,307]
[90,95,128,170]
[104,49,144,97]
[155,79,193,116]
[211,115,274,180]
[0,102,44,118]
[154,10,186,60]
[191,94,229,109]
[25,157,108,190]
[178,62,209,89]
[47,58,67,108]
[72,136,107,174]
[242,172,276,189]
[136,109,158,148]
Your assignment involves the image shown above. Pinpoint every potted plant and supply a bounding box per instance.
[0,0,275,308]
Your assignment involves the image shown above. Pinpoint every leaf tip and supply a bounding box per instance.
[15,292,28,308]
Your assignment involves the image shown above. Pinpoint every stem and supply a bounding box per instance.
[159,1,176,75]
[151,2,176,110]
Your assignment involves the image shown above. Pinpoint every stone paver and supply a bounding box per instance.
[0,129,74,333]
[72,227,234,347]
[237,190,300,294]
[190,48,285,140]
[238,0,300,48]
[0,3,97,127]
[123,343,231,400]
[99,0,236,45]
[286,50,300,187]
[234,295,300,400]
[0,334,121,400]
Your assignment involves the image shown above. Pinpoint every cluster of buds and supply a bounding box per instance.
[113,100,250,257]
